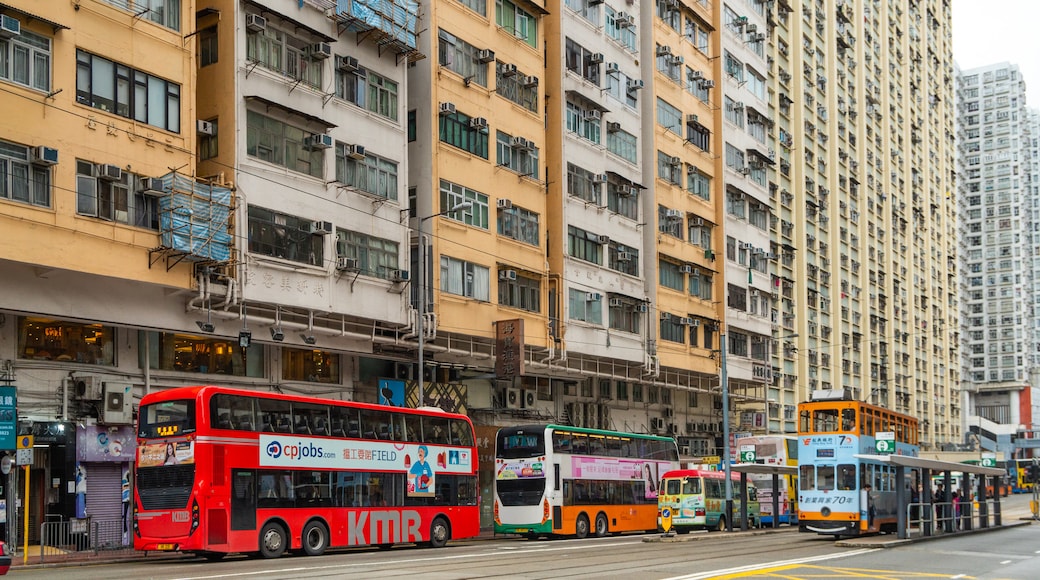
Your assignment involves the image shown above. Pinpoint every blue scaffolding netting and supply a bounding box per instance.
[335,0,419,50]
[157,173,233,263]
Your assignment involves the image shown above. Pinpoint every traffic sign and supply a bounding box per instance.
[739,444,757,463]
[875,431,895,454]
[660,507,672,533]
[16,448,32,465]
[16,435,33,449]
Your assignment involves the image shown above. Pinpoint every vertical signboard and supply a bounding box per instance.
[495,319,525,379]
[0,386,16,450]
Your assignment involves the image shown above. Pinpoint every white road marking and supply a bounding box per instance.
[1000,560,1012,564]
[952,575,967,579]
[659,548,881,580]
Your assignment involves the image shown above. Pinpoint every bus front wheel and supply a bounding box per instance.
[259,522,287,559]
[715,516,727,532]
[575,514,590,539]
[429,517,450,548]
[594,513,609,538]
[302,520,329,556]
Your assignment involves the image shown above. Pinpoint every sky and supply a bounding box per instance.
[952,0,1040,107]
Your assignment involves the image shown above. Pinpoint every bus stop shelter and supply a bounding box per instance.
[855,454,1006,539]
[729,463,799,531]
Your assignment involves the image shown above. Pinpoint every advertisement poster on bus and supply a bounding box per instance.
[259,434,473,497]
[496,459,545,480]
[572,457,667,499]
[137,440,195,467]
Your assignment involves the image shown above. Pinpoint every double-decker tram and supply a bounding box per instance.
[494,425,679,538]
[134,386,479,559]
[797,389,919,537]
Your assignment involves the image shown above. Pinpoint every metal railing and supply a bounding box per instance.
[904,499,1000,538]
[38,518,133,563]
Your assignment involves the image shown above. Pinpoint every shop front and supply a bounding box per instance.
[76,424,135,546]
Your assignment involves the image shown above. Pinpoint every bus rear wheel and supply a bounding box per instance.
[594,513,609,538]
[429,517,450,548]
[715,516,727,532]
[302,520,329,556]
[259,522,287,559]
[574,514,590,539]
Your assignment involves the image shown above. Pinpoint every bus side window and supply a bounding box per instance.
[448,418,472,446]
[404,414,421,442]
[665,478,681,495]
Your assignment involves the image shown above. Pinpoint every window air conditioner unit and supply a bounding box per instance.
[606,62,620,74]
[30,146,58,167]
[305,133,333,150]
[617,252,632,262]
[585,292,602,302]
[336,257,360,271]
[733,16,748,27]
[665,209,683,219]
[746,24,758,34]
[138,177,164,194]
[593,173,608,184]
[310,221,333,235]
[389,269,410,282]
[337,55,360,72]
[621,186,637,197]
[439,102,457,116]
[469,117,488,130]
[608,297,623,307]
[692,217,705,226]
[753,33,766,42]
[733,101,745,111]
[671,55,684,66]
[509,136,527,149]
[669,156,681,166]
[588,53,604,64]
[308,43,332,60]
[627,79,645,91]
[499,269,518,281]
[596,234,610,244]
[521,75,539,87]
[499,63,518,77]
[607,121,622,133]
[656,45,672,56]
[0,14,20,38]
[584,110,602,121]
[96,164,122,181]
[691,268,700,276]
[700,79,715,89]
[739,242,754,249]
[197,119,215,136]
[687,113,699,124]
[689,70,704,81]
[346,144,366,159]
[245,13,266,33]
[497,198,513,209]
[477,49,496,63]
[679,264,693,274]
[638,303,648,313]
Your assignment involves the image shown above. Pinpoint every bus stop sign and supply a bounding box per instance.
[981,452,996,468]
[739,444,756,463]
[875,431,895,454]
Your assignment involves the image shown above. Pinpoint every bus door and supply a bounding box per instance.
[231,469,257,531]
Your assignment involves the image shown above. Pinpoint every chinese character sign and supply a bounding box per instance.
[495,319,525,379]
[0,387,16,450]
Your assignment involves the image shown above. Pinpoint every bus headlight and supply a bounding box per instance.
[820,507,831,517]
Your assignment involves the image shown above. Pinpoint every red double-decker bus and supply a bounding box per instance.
[134,385,478,559]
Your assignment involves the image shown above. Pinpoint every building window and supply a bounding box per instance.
[724,51,744,82]
[608,297,641,333]
[75,160,159,229]
[686,167,710,200]
[76,50,180,132]
[199,25,218,66]
[659,260,684,292]
[439,29,488,87]
[440,256,490,301]
[247,206,324,266]
[660,315,685,343]
[688,220,712,250]
[336,229,399,279]
[143,331,264,376]
[366,70,399,121]
[565,38,601,85]
[690,270,712,300]
[727,284,747,312]
[439,109,490,158]
[632,383,643,403]
[568,288,602,324]
[725,143,745,172]
[724,97,744,128]
[605,70,638,108]
[496,0,537,47]
[655,45,682,81]
[18,317,115,365]
[199,118,218,160]
[685,15,710,54]
[566,101,601,144]
[658,204,683,239]
[607,127,637,163]
[497,204,540,246]
[568,225,603,264]
[496,131,539,177]
[494,62,538,112]
[729,332,748,357]
[101,0,181,31]
[0,27,50,91]
[606,177,638,219]
[460,0,487,16]
[608,242,639,276]
[283,347,340,383]
[567,162,600,204]
[0,139,50,207]
[408,110,416,142]
[686,120,710,152]
[335,144,398,200]
[440,180,489,229]
[605,6,637,51]
[565,0,600,24]
[246,110,325,178]
[498,270,540,312]
[657,151,681,185]
[245,19,322,89]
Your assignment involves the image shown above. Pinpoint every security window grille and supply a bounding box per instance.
[439,180,489,229]
[440,256,490,301]
[76,49,180,132]
[246,110,324,178]
[497,204,540,246]
[439,29,488,87]
[75,159,158,229]
[0,27,50,91]
[336,229,399,279]
[247,206,324,266]
[335,144,398,200]
[0,140,50,208]
[498,271,540,312]
[495,62,538,112]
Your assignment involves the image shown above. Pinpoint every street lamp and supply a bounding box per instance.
[417,200,472,407]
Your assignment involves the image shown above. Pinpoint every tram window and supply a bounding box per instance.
[861,464,873,489]
[818,465,835,491]
[813,408,839,432]
[841,409,856,432]
[800,465,815,490]
[838,464,856,490]
[800,409,811,432]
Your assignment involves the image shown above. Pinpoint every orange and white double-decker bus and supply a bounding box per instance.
[135,385,478,559]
